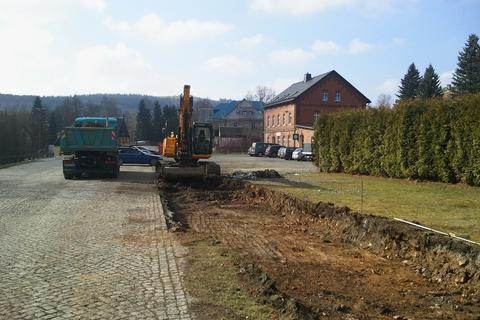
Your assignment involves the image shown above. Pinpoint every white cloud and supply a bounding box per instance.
[79,0,106,11]
[249,0,415,16]
[105,14,233,43]
[70,43,164,94]
[376,79,399,96]
[104,18,131,33]
[311,39,374,55]
[347,38,373,54]
[392,37,405,46]
[269,48,314,64]
[204,55,253,74]
[250,0,354,15]
[440,70,454,87]
[235,34,265,48]
[312,40,341,54]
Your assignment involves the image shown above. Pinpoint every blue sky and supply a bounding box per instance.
[0,0,478,103]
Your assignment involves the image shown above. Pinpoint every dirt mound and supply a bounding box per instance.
[159,178,480,319]
[231,169,282,180]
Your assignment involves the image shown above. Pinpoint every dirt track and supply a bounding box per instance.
[161,178,480,320]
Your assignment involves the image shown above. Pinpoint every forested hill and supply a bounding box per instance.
[0,93,189,111]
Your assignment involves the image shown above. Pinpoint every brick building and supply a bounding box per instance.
[264,70,370,151]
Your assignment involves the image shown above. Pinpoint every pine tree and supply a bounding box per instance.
[419,64,443,98]
[47,112,58,145]
[452,34,480,94]
[136,99,153,141]
[152,101,165,142]
[33,96,43,109]
[163,105,179,136]
[397,63,421,101]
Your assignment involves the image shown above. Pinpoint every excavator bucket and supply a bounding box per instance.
[158,161,220,181]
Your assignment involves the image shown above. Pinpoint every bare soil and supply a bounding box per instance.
[159,178,480,320]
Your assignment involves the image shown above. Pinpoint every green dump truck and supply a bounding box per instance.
[60,117,120,179]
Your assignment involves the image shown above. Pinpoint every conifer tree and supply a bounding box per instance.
[152,101,165,142]
[419,64,443,98]
[135,99,153,141]
[397,63,421,101]
[452,34,480,94]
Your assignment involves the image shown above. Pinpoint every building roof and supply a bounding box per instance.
[212,100,264,119]
[265,70,371,107]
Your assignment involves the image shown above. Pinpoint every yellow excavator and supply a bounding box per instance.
[158,85,220,180]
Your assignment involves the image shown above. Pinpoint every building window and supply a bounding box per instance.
[288,113,292,125]
[322,92,328,102]
[283,114,286,126]
[277,114,280,126]
[288,135,291,147]
[233,122,238,127]
[267,116,270,128]
[313,112,321,123]
[252,122,256,129]
[335,91,341,102]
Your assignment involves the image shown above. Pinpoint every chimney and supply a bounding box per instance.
[304,72,312,82]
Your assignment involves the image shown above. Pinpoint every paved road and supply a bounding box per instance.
[0,159,192,320]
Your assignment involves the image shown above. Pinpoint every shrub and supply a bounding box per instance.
[314,94,480,186]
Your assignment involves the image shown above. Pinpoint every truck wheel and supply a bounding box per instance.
[64,173,73,179]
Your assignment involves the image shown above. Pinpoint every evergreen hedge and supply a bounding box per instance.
[314,94,480,186]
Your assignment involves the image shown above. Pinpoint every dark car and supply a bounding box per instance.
[248,142,278,157]
[278,147,296,160]
[265,145,283,158]
[119,146,162,165]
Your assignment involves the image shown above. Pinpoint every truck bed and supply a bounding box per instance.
[60,127,118,153]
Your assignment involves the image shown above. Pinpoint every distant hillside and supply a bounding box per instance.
[0,93,226,111]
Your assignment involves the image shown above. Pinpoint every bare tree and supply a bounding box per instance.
[245,86,276,103]
[376,94,393,108]
[245,90,255,101]
[254,85,276,103]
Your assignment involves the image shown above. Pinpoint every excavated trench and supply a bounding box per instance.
[159,177,480,320]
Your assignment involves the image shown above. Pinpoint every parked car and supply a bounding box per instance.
[292,148,313,161]
[265,145,284,158]
[277,147,287,159]
[119,146,162,165]
[136,146,159,155]
[248,142,278,157]
[278,147,296,160]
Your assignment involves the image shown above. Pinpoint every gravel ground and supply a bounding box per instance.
[0,159,192,320]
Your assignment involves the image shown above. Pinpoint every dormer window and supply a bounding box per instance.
[322,92,328,102]
[335,91,341,102]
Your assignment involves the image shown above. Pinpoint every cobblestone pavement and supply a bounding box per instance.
[0,159,193,320]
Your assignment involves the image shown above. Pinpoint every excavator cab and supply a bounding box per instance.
[192,123,213,158]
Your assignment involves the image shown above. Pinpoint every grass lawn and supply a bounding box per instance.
[253,172,480,242]
[182,239,282,319]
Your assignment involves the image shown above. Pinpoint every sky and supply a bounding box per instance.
[0,0,479,103]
